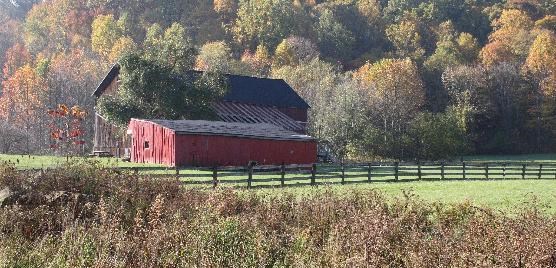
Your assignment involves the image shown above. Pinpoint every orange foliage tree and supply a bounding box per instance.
[48,104,87,155]
[0,64,47,152]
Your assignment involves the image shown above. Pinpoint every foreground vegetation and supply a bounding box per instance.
[1,161,556,267]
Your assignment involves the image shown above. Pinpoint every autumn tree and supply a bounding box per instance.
[48,104,87,155]
[108,36,137,63]
[355,58,425,158]
[272,39,297,68]
[480,9,535,66]
[2,43,31,79]
[195,41,234,72]
[315,9,355,61]
[91,14,123,58]
[386,18,426,61]
[233,0,298,49]
[0,64,47,152]
[241,45,271,76]
[143,23,197,73]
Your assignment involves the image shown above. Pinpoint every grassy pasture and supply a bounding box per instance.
[1,153,555,213]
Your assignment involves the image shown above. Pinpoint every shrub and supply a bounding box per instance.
[1,162,555,267]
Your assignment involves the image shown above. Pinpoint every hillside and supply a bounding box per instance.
[0,0,555,160]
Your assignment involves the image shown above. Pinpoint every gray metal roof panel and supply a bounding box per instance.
[132,119,314,141]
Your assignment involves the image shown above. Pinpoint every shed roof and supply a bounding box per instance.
[93,65,309,109]
[132,119,314,141]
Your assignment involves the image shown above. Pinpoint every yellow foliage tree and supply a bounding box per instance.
[108,36,137,63]
[355,58,425,145]
[480,9,535,66]
[272,39,297,68]
[91,14,122,58]
[523,31,556,95]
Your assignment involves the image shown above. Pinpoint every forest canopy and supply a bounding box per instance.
[0,0,555,160]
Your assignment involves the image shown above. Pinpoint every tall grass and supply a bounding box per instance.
[0,161,555,267]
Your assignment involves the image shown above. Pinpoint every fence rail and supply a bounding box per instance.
[98,161,556,189]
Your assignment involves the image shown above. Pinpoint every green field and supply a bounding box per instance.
[1,153,555,213]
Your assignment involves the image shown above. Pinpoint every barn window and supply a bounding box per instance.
[144,141,150,149]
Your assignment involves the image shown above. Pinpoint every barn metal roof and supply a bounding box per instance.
[133,119,314,141]
[213,102,304,133]
[93,65,310,109]
[220,74,309,109]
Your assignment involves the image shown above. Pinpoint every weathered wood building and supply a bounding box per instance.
[128,119,316,166]
[92,64,312,161]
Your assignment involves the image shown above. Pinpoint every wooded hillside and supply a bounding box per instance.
[1,0,555,160]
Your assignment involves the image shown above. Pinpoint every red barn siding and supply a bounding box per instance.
[129,120,176,166]
[174,134,316,167]
[278,107,308,123]
[129,119,317,167]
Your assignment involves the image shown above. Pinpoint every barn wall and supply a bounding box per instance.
[129,120,175,166]
[174,134,317,167]
[93,113,130,156]
[278,107,307,123]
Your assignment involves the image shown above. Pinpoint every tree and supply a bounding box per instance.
[0,64,47,152]
[456,33,480,63]
[272,58,367,159]
[48,104,87,155]
[315,9,355,60]
[233,0,298,49]
[283,36,319,63]
[97,53,227,126]
[143,23,197,74]
[523,30,556,95]
[386,18,426,61]
[355,58,425,158]
[241,45,271,76]
[272,39,297,68]
[410,110,467,160]
[108,36,137,63]
[195,41,235,73]
[91,14,122,58]
[2,43,31,79]
[480,9,535,66]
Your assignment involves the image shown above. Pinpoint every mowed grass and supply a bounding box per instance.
[0,154,164,169]
[255,179,556,214]
[1,153,555,213]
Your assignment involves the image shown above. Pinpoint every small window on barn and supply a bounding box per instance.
[144,141,150,149]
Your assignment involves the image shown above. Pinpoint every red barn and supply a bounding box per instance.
[92,65,311,157]
[128,119,317,167]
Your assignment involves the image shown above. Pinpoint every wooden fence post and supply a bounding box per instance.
[280,163,285,187]
[341,162,345,185]
[311,163,316,186]
[247,165,253,189]
[462,162,466,180]
[485,164,489,180]
[538,164,543,179]
[522,164,526,180]
[394,162,399,181]
[212,167,218,189]
[367,163,372,182]
[417,161,422,180]
[502,163,506,179]
[441,162,445,180]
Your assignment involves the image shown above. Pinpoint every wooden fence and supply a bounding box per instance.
[113,161,556,189]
